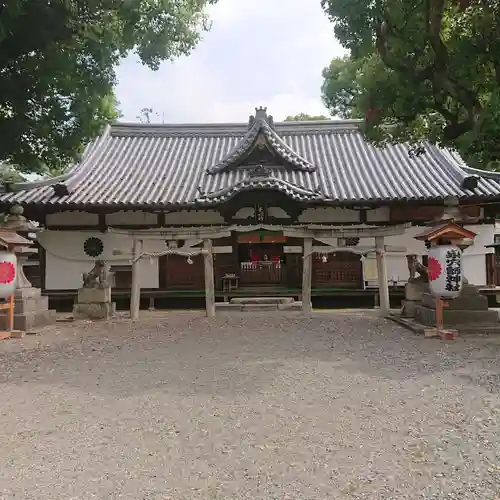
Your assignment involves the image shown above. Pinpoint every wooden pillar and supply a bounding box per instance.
[485,253,495,286]
[130,238,142,320]
[203,239,216,318]
[302,237,313,314]
[375,236,390,317]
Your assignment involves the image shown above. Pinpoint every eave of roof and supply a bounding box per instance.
[195,173,324,205]
[3,110,500,208]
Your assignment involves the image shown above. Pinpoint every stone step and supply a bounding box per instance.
[241,303,279,311]
[216,301,302,312]
[215,303,243,311]
[278,301,303,311]
[230,297,295,305]
[0,309,57,331]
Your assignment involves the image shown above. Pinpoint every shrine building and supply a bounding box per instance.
[2,106,500,310]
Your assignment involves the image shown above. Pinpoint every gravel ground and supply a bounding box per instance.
[1,310,500,500]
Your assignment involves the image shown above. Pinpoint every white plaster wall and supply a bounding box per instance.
[37,223,496,290]
[38,231,166,290]
[268,207,290,218]
[320,224,495,287]
[46,211,99,226]
[233,207,254,219]
[367,207,390,223]
[47,210,227,227]
[163,210,225,225]
[106,211,157,225]
[299,207,360,223]
[299,206,389,224]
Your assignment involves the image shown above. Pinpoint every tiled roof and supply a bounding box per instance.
[2,109,500,207]
[206,107,316,174]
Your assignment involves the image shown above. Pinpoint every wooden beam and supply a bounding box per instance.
[302,237,313,314]
[213,245,233,254]
[375,236,390,317]
[285,223,410,239]
[98,213,107,233]
[107,222,411,241]
[130,238,142,320]
[203,239,216,318]
[310,245,407,255]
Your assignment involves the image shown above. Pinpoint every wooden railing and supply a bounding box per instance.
[312,253,363,289]
[239,262,284,285]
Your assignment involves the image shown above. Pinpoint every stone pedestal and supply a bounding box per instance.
[414,284,500,328]
[0,287,57,331]
[73,287,116,320]
[401,281,428,318]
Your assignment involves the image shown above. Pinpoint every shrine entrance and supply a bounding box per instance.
[237,231,286,286]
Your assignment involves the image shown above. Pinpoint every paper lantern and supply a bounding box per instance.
[427,245,462,298]
[0,252,17,299]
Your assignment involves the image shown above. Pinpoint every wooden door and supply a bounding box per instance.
[162,255,204,290]
[312,251,363,289]
[284,254,302,287]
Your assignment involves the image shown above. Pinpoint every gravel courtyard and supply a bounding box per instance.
[1,311,500,500]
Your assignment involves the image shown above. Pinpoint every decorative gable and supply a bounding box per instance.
[414,221,477,243]
[205,107,316,174]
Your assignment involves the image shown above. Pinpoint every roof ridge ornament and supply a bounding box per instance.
[207,107,316,175]
[247,164,272,178]
[248,106,275,130]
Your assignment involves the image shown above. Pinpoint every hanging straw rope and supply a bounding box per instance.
[302,247,383,259]
[131,248,209,264]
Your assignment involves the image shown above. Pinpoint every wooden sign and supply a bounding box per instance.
[213,246,233,254]
[284,246,302,254]
[237,231,287,243]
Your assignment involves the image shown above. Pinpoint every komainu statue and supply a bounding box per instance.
[82,260,111,289]
[406,254,429,283]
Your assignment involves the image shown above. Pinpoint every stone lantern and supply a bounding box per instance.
[412,220,500,334]
[0,205,56,331]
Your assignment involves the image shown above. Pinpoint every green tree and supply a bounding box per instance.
[0,0,216,176]
[321,0,500,169]
[285,113,330,121]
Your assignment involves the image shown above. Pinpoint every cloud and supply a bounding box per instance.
[115,0,346,123]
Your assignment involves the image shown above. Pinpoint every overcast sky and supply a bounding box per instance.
[114,0,346,123]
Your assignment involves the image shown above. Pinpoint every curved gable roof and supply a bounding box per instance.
[205,107,316,174]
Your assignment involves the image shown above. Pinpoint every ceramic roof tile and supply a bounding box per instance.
[2,115,500,207]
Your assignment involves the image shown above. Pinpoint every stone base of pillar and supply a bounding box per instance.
[73,286,116,320]
[73,302,116,320]
[401,299,420,318]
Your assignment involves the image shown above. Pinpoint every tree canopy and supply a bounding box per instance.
[321,0,500,169]
[0,0,216,176]
[284,113,330,121]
